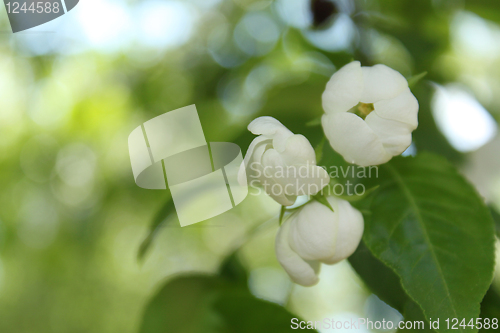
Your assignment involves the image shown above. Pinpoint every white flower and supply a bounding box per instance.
[321,61,419,166]
[275,196,364,286]
[238,116,330,206]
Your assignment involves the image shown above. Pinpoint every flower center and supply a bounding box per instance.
[349,102,374,120]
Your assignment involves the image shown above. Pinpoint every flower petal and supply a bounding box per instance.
[280,135,317,166]
[360,64,408,103]
[322,197,364,265]
[262,178,297,206]
[238,136,270,186]
[289,165,330,196]
[242,136,270,167]
[237,162,248,187]
[279,135,329,193]
[248,117,293,152]
[365,111,413,156]
[260,149,298,205]
[275,218,320,286]
[322,61,364,114]
[373,88,419,128]
[261,147,329,197]
[288,201,338,261]
[322,113,392,166]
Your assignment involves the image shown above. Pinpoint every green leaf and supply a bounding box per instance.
[311,193,334,212]
[306,116,322,127]
[138,197,176,261]
[488,206,500,237]
[279,205,286,225]
[465,1,500,25]
[335,185,380,203]
[219,252,248,286]
[407,71,427,88]
[138,274,316,333]
[213,293,302,333]
[479,285,500,330]
[349,241,409,312]
[349,242,434,332]
[361,152,495,333]
[138,275,228,333]
[397,301,435,333]
[314,136,325,164]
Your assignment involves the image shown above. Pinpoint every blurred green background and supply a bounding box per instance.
[1,0,500,332]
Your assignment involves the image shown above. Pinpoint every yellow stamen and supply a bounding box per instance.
[349,102,374,119]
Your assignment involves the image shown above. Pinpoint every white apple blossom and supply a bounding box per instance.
[275,196,364,286]
[238,116,330,206]
[322,61,419,166]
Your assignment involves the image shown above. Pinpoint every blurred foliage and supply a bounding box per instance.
[139,274,314,333]
[139,256,315,333]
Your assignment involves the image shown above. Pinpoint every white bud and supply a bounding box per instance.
[321,61,419,166]
[239,116,330,206]
[275,196,364,286]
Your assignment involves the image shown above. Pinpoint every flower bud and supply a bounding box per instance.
[275,197,364,286]
[239,116,330,206]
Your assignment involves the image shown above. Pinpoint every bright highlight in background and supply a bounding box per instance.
[76,0,133,51]
[137,0,194,49]
[432,85,497,152]
[74,0,194,52]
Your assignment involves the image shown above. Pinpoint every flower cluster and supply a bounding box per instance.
[240,61,419,286]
